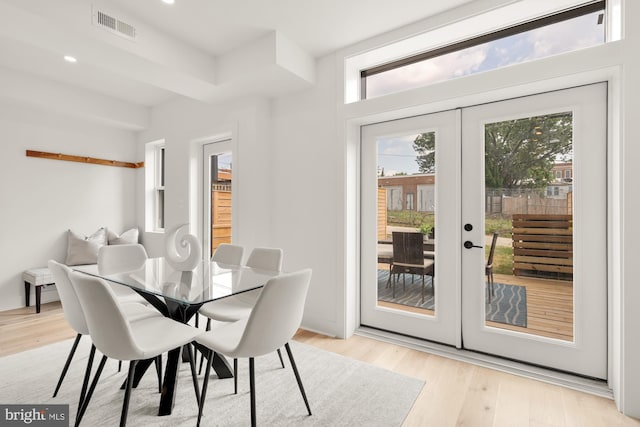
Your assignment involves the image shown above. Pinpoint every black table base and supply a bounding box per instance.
[128,292,233,416]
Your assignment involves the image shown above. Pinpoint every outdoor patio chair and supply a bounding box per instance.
[390,232,435,304]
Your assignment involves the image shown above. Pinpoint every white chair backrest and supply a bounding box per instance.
[98,244,148,275]
[234,269,312,358]
[246,247,283,272]
[68,271,143,361]
[48,260,89,335]
[212,244,244,265]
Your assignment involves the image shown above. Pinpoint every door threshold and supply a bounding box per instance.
[356,326,612,399]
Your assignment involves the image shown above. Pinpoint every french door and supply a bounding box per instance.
[361,83,607,378]
[202,141,233,262]
[361,110,460,345]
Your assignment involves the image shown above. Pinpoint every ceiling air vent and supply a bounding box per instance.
[93,9,136,41]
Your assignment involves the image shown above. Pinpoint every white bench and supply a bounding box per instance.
[23,267,55,313]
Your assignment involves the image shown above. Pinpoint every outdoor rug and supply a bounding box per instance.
[0,338,424,427]
[485,282,527,328]
[377,270,527,327]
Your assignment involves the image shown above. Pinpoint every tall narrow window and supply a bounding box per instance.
[145,140,166,232]
[155,145,165,230]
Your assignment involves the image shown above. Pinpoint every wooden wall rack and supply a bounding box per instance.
[26,150,144,169]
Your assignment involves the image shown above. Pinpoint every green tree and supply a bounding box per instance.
[485,113,572,189]
[413,113,573,188]
[413,132,436,173]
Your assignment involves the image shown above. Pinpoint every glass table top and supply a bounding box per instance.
[73,258,280,305]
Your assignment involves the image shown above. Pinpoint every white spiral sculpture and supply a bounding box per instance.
[164,223,202,272]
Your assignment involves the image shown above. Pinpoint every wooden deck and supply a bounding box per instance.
[488,273,573,342]
[376,267,574,342]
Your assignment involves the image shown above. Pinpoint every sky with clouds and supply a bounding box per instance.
[373,11,603,176]
[367,11,603,98]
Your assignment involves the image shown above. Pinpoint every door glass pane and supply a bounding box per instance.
[210,152,232,255]
[376,132,436,315]
[484,112,573,342]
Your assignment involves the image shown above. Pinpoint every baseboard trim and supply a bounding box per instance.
[356,326,612,399]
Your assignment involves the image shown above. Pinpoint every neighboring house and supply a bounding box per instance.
[547,162,573,199]
[378,174,435,212]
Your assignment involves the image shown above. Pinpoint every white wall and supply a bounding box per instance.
[618,0,640,417]
[136,96,273,260]
[271,54,342,335]
[0,98,138,311]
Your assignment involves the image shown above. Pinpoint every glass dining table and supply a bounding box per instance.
[73,258,279,416]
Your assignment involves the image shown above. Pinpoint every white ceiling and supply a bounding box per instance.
[0,0,478,124]
[107,0,475,58]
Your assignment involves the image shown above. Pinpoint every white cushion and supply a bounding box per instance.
[107,228,139,245]
[22,267,55,286]
[65,228,107,266]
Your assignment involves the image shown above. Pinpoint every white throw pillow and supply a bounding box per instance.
[107,228,139,245]
[65,228,107,266]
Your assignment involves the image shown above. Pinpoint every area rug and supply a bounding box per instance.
[485,282,527,328]
[377,270,527,327]
[0,338,423,426]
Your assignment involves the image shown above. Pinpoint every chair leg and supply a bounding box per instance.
[249,357,256,427]
[118,360,122,373]
[385,266,392,288]
[284,343,312,416]
[53,333,82,398]
[421,273,425,304]
[233,358,238,394]
[120,360,137,427]
[154,355,162,393]
[391,269,396,298]
[198,319,213,375]
[75,355,107,427]
[195,313,199,328]
[276,348,285,369]
[78,344,96,411]
[186,343,201,404]
[197,349,214,427]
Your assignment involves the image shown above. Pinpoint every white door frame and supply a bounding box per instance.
[360,110,461,346]
[359,83,607,378]
[461,83,608,379]
[202,139,233,262]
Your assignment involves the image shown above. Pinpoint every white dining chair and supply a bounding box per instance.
[196,268,313,427]
[198,247,284,381]
[98,243,148,275]
[193,243,245,329]
[212,243,244,265]
[200,247,282,325]
[48,260,163,412]
[97,244,151,306]
[68,271,203,427]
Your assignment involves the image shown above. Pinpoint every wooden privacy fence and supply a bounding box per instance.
[490,194,571,215]
[211,188,231,253]
[378,188,387,240]
[512,214,573,280]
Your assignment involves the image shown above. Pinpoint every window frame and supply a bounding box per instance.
[154,145,165,231]
[360,1,606,99]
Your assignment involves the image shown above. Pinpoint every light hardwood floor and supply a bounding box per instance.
[2,302,638,426]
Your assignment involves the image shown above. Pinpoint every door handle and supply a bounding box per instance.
[463,241,483,249]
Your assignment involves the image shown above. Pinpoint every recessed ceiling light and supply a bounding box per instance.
[162,0,175,4]
[63,55,77,63]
